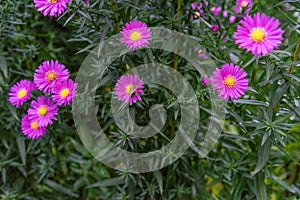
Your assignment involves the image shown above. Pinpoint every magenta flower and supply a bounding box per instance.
[21,114,48,140]
[211,6,222,16]
[28,96,59,127]
[212,25,219,33]
[211,63,248,101]
[229,16,236,24]
[52,79,78,106]
[34,0,71,17]
[9,80,34,108]
[202,78,210,86]
[34,60,70,93]
[223,10,228,17]
[121,20,152,50]
[115,74,144,106]
[234,13,284,57]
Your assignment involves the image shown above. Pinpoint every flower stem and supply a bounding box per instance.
[111,0,120,33]
[288,36,300,74]
[173,0,183,71]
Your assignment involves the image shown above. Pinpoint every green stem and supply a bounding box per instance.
[273,36,300,112]
[288,37,300,74]
[173,0,182,71]
[111,0,120,33]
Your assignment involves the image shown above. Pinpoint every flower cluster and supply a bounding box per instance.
[188,1,209,20]
[8,60,77,140]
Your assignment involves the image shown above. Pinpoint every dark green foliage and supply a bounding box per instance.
[0,0,300,199]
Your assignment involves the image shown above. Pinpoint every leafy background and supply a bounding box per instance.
[0,0,300,199]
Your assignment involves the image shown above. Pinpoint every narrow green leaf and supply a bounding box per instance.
[270,175,296,194]
[153,170,163,195]
[235,99,269,107]
[16,135,26,165]
[254,172,267,200]
[86,177,124,188]
[252,137,271,175]
[44,180,79,198]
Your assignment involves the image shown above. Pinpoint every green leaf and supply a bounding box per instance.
[44,180,79,198]
[252,137,271,175]
[86,177,125,188]
[0,56,8,79]
[270,175,296,194]
[234,99,269,107]
[153,170,163,195]
[254,172,267,200]
[16,135,26,165]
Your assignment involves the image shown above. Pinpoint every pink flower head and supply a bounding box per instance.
[28,96,59,127]
[211,6,222,16]
[234,13,284,57]
[9,80,34,108]
[223,10,228,17]
[229,16,236,24]
[191,2,198,10]
[212,63,248,101]
[34,60,70,93]
[202,78,210,86]
[235,0,253,15]
[21,114,48,140]
[52,79,78,106]
[34,0,71,17]
[121,20,152,50]
[212,24,219,33]
[115,74,144,106]
[237,0,253,8]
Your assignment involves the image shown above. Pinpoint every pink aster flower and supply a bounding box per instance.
[212,25,219,33]
[115,74,144,106]
[234,13,284,57]
[21,114,48,140]
[52,79,78,106]
[9,80,34,108]
[34,0,71,17]
[211,6,222,16]
[121,20,152,50]
[28,96,59,127]
[235,0,252,15]
[202,78,210,86]
[229,16,236,24]
[211,63,248,101]
[34,60,70,93]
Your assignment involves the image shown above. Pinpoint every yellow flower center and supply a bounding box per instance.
[250,28,266,43]
[241,0,248,7]
[38,106,48,117]
[48,0,59,3]
[224,75,237,88]
[18,89,27,98]
[31,122,39,130]
[61,88,70,98]
[125,84,137,96]
[130,31,141,42]
[46,71,58,82]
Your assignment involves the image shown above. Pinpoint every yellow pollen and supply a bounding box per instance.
[61,88,70,98]
[38,106,48,117]
[241,0,248,7]
[250,28,266,43]
[224,75,237,88]
[46,71,58,82]
[48,0,59,3]
[130,31,141,42]
[31,122,39,130]
[125,84,137,96]
[18,89,27,98]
